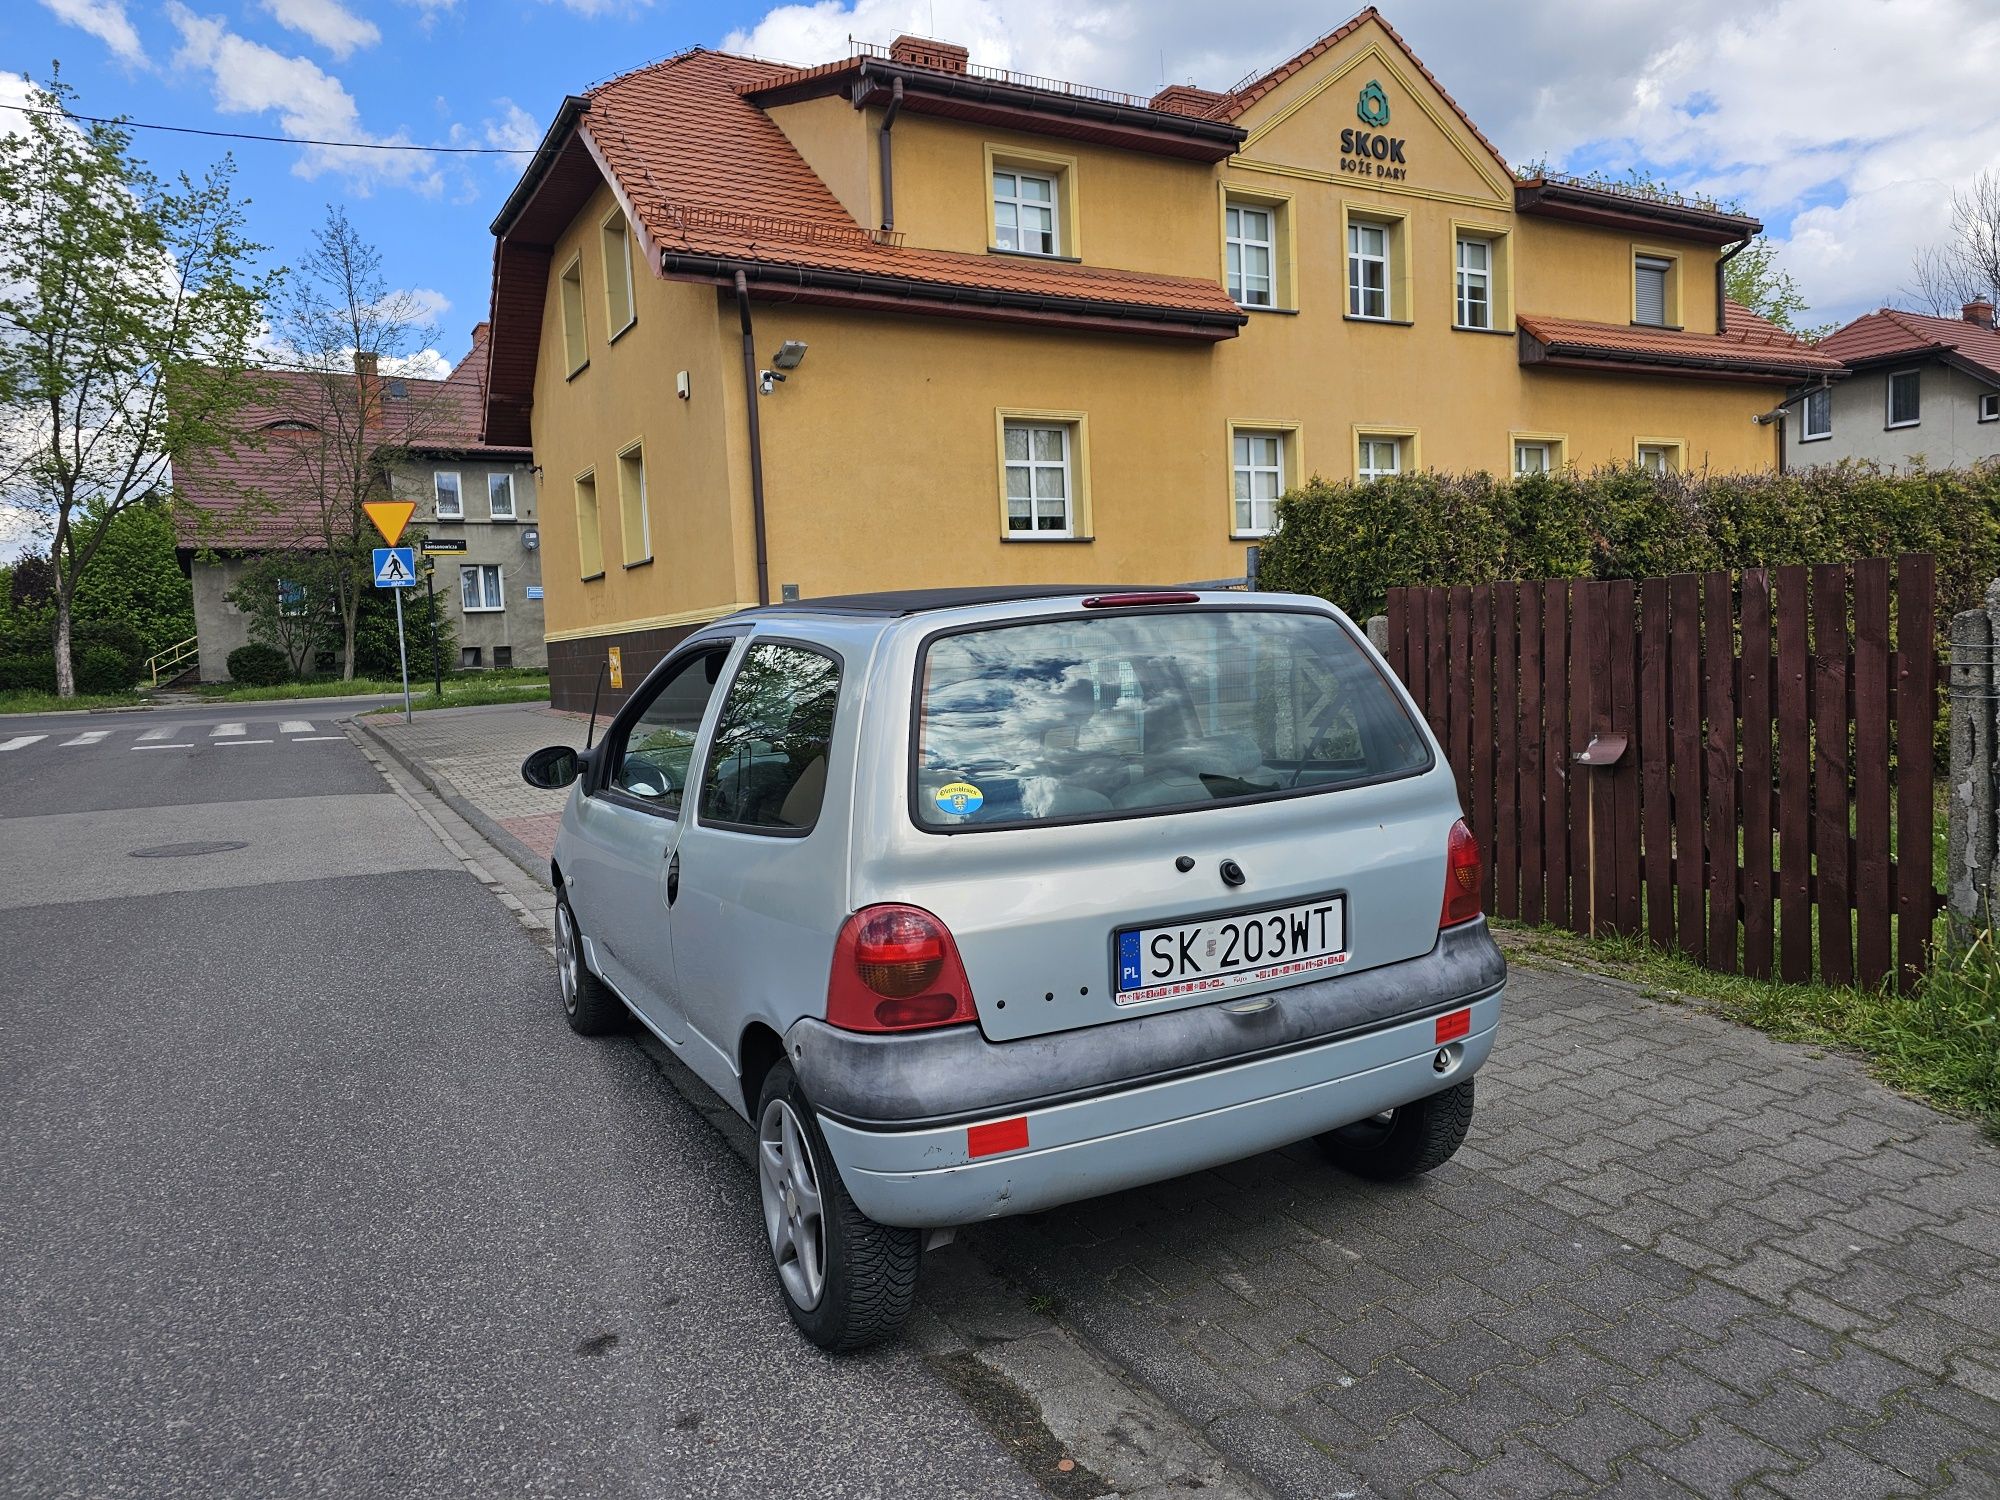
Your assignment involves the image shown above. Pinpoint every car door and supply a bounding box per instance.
[567,637,739,1043]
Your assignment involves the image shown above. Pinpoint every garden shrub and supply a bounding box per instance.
[72,645,132,694]
[226,643,291,686]
[0,654,56,693]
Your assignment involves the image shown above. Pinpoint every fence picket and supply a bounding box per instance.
[1894,555,1937,990]
[1641,579,1673,947]
[1740,570,1775,979]
[1471,585,1496,910]
[1520,585,1545,927]
[1606,580,1642,935]
[1812,563,1855,986]
[1426,587,1449,751]
[1449,585,1474,816]
[1852,559,1894,988]
[1495,583,1520,920]
[1543,583,1571,931]
[1670,574,1706,963]
[1776,566,1813,982]
[1385,588,1408,687]
[1704,572,1740,972]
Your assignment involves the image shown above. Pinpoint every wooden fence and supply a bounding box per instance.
[1384,555,1940,990]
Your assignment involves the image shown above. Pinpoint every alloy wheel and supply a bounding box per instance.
[555,902,579,1016]
[758,1097,826,1311]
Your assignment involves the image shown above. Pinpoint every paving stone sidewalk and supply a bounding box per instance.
[363,705,2000,1499]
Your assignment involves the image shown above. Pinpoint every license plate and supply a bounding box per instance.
[1115,895,1348,1005]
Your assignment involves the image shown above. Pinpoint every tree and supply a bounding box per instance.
[263,207,446,680]
[1903,170,2000,315]
[224,551,341,679]
[1724,237,1833,342]
[0,76,274,696]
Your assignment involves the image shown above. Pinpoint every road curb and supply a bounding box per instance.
[349,717,555,892]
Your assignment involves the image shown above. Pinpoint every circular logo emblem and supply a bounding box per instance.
[1356,79,1390,129]
[935,780,984,816]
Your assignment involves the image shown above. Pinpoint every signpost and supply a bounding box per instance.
[370,527,418,722]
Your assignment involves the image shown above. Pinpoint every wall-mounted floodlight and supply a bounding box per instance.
[771,340,808,370]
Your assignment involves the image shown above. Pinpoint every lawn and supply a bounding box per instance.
[0,689,148,714]
[361,676,552,713]
[195,668,548,704]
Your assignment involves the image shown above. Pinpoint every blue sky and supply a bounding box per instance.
[7,0,1999,379]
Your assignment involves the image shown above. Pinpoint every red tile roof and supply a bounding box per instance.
[1518,301,1843,381]
[1818,307,2000,382]
[176,325,527,551]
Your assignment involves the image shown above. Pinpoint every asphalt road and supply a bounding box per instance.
[0,713,1038,1498]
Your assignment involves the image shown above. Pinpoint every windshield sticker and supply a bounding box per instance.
[935,781,984,816]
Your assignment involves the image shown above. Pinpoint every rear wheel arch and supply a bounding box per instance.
[739,1021,787,1120]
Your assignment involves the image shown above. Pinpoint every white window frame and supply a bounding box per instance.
[1801,388,1833,441]
[992,169,1060,256]
[1231,430,1287,537]
[1885,368,1921,429]
[487,472,517,520]
[1636,443,1679,475]
[433,470,463,519]
[1348,221,1390,320]
[601,209,635,338]
[1002,420,1074,537]
[1357,435,1402,482]
[559,254,587,376]
[618,443,650,565]
[1634,255,1673,327]
[1225,203,1275,308]
[1514,441,1552,475]
[1455,236,1492,330]
[1981,391,2000,423]
[460,563,504,613]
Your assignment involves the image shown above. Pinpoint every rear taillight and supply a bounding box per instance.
[827,904,979,1033]
[1441,818,1483,928]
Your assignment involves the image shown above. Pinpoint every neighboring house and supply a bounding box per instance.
[481,5,1838,710]
[175,324,546,680]
[1801,299,2000,469]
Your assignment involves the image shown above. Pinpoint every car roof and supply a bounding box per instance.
[733,585,1186,619]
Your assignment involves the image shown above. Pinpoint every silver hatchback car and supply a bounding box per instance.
[522,586,1505,1350]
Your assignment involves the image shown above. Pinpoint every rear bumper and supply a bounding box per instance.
[815,993,1500,1228]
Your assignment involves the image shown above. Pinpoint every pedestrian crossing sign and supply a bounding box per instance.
[373,546,417,588]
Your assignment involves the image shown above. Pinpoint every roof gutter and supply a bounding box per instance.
[1522,341,1847,384]
[734,271,771,608]
[490,95,588,239]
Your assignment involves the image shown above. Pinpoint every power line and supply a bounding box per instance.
[0,102,536,154]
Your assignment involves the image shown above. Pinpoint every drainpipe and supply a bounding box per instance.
[876,77,904,232]
[734,271,771,606]
[1716,235,1751,333]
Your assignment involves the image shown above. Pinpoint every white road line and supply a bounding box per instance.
[211,722,246,738]
[0,735,47,752]
[60,731,110,747]
[292,735,346,742]
[279,720,314,734]
[133,744,194,751]
[217,738,274,746]
[137,726,176,741]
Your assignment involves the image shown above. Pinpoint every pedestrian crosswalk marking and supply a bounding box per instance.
[0,735,47,752]
[212,723,246,737]
[293,735,345,742]
[133,744,194,750]
[280,720,312,734]
[216,738,274,745]
[60,731,109,747]
[138,726,175,741]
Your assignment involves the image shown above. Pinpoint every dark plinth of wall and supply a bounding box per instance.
[547,623,702,713]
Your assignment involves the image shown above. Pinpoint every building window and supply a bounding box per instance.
[487,472,516,520]
[1886,369,1921,428]
[1802,388,1833,441]
[1636,442,1682,475]
[1455,236,1492,329]
[1634,254,1674,327]
[1232,429,1287,536]
[461,646,482,669]
[434,471,463,519]
[618,443,650,565]
[993,169,1059,256]
[493,646,513,669]
[460,563,504,613]
[1357,435,1403,481]
[560,255,587,376]
[575,470,604,578]
[601,210,635,336]
[1981,391,2000,422]
[1002,420,1073,536]
[1348,221,1390,319]
[1226,203,1275,308]
[277,578,306,616]
[1514,441,1551,475]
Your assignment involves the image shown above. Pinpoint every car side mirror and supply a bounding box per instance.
[521,744,583,790]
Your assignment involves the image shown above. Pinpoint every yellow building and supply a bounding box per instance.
[483,7,1840,707]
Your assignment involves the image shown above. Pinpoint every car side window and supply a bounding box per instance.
[608,648,729,814]
[699,642,842,833]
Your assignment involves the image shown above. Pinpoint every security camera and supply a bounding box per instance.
[759,370,786,395]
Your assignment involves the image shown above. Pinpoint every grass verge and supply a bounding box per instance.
[194,669,547,704]
[362,678,550,713]
[1497,920,2000,1141]
[0,689,148,714]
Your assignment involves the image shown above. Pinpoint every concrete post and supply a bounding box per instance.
[1946,602,1996,947]
[1366,614,1390,656]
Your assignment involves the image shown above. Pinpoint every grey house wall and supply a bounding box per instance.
[1795,359,2000,469]
[188,555,261,679]
[392,458,546,670]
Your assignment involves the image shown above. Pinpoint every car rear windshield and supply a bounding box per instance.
[914,608,1430,829]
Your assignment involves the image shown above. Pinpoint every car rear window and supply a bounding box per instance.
[914,608,1430,829]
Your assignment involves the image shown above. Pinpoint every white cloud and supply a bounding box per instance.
[165,3,440,195]
[35,0,146,66]
[482,100,539,151]
[258,0,380,60]
[539,0,653,14]
[381,287,452,323]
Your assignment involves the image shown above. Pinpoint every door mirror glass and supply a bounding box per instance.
[521,744,582,789]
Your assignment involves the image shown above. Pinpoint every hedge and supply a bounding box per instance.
[226,643,291,686]
[1257,459,2000,623]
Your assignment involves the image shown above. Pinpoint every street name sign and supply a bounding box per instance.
[373,547,417,588]
[363,500,416,547]
[421,537,469,554]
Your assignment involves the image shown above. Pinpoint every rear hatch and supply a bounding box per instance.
[866,598,1460,1043]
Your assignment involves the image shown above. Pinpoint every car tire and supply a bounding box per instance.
[554,895,625,1036]
[1317,1078,1474,1181]
[756,1061,920,1352]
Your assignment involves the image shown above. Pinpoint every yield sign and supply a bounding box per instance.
[363,499,416,547]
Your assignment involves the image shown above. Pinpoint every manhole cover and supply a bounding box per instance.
[129,840,249,858]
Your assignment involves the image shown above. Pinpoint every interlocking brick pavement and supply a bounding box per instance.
[369,705,2000,1498]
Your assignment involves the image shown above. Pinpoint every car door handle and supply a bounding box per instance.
[665,849,680,906]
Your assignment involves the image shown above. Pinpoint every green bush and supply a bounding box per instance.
[226,643,291,686]
[0,654,56,693]
[354,582,455,680]
[72,645,132,694]
[1258,459,2000,621]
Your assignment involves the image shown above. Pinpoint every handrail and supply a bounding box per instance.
[146,635,199,686]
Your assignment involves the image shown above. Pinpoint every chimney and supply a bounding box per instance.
[1964,297,1996,329]
[889,34,968,74]
[1149,84,1227,118]
[353,350,380,379]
